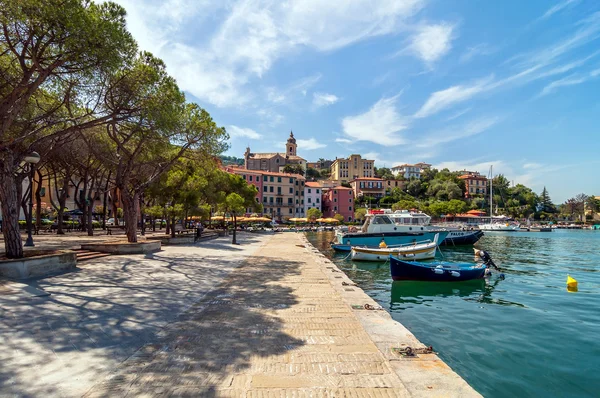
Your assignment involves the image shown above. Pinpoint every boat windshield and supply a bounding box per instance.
[371,215,393,225]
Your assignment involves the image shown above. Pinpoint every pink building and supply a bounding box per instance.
[322,186,354,222]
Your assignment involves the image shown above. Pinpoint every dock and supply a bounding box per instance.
[84,232,479,397]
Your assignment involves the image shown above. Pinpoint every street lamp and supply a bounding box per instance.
[24,151,40,247]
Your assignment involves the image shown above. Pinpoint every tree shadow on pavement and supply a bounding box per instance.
[0,237,281,397]
[84,255,305,397]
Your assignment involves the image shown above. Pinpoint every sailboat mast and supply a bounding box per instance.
[490,165,493,221]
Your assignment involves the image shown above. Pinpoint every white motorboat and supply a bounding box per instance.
[350,234,439,262]
[478,165,520,232]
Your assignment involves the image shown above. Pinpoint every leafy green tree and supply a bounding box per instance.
[427,180,462,201]
[333,213,345,223]
[306,167,320,180]
[0,0,136,258]
[307,207,322,221]
[391,199,418,211]
[282,164,305,176]
[225,193,245,244]
[320,169,331,178]
[375,167,394,180]
[447,199,467,215]
[354,208,367,222]
[406,179,423,197]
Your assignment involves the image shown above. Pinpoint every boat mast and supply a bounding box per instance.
[489,165,493,222]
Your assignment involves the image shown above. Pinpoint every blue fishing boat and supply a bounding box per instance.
[390,257,488,281]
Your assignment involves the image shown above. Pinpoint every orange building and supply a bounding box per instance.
[458,171,488,198]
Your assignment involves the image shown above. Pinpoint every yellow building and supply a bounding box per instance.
[330,154,375,183]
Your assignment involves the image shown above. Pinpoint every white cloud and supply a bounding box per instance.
[523,163,543,169]
[459,44,495,63]
[406,23,455,64]
[257,108,284,127]
[313,92,340,107]
[115,0,426,107]
[415,76,492,118]
[540,0,579,20]
[417,117,500,148]
[445,107,472,121]
[228,125,262,139]
[335,138,354,144]
[539,74,587,96]
[296,138,326,150]
[341,96,408,146]
[591,68,600,77]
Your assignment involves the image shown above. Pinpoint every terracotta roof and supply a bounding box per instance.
[248,152,306,161]
[225,166,305,180]
[305,182,322,187]
[332,186,352,190]
[459,174,487,180]
[350,177,384,182]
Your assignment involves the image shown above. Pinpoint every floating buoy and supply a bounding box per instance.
[567,275,578,292]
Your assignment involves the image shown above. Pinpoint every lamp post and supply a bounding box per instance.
[24,152,41,247]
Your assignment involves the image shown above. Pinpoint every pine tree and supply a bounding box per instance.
[540,187,556,213]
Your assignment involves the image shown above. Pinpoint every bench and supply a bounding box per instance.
[106,225,126,235]
[173,224,195,235]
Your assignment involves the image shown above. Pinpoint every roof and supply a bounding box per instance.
[332,186,352,190]
[459,174,487,180]
[247,152,306,161]
[305,182,322,187]
[350,177,384,182]
[225,166,305,180]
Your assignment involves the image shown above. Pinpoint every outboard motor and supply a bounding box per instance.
[477,250,496,268]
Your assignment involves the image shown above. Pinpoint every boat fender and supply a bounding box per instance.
[450,271,461,277]
[434,268,444,274]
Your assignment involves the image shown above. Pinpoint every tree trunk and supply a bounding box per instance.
[102,172,110,229]
[112,187,119,226]
[140,194,145,236]
[121,189,139,243]
[165,217,170,235]
[56,178,68,235]
[87,200,94,236]
[35,169,43,229]
[232,214,237,244]
[171,216,176,238]
[0,153,24,258]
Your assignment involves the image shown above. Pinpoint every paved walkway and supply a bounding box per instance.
[83,233,479,397]
[0,233,269,397]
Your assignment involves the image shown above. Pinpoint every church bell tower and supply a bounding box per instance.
[286,131,297,156]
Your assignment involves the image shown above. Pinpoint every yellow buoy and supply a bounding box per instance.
[567,275,578,292]
[379,240,387,248]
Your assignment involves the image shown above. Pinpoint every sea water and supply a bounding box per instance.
[307,229,600,398]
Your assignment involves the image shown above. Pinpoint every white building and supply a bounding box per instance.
[391,162,431,179]
[304,182,322,215]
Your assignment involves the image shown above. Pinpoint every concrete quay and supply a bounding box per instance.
[82,232,480,397]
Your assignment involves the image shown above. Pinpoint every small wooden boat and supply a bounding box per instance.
[390,257,487,281]
[351,234,439,262]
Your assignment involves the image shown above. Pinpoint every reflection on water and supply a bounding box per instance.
[307,229,600,398]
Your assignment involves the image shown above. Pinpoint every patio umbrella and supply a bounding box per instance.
[289,217,308,222]
[315,218,326,222]
[248,217,272,222]
[323,218,340,223]
[211,216,224,221]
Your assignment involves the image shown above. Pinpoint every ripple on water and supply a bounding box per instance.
[307,230,600,398]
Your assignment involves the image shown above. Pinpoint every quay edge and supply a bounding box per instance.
[300,234,482,397]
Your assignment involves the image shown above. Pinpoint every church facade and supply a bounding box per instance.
[244,132,307,173]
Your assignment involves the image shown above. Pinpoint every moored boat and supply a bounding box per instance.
[390,257,487,281]
[331,209,449,251]
[351,234,439,262]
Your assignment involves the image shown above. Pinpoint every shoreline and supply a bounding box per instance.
[299,233,481,397]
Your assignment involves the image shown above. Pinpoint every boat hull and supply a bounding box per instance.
[351,246,436,262]
[439,229,484,245]
[390,257,487,282]
[334,230,448,250]
[478,223,520,231]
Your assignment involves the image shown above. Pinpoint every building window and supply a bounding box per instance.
[308,198,312,203]
[349,207,352,211]
[263,197,267,203]
[270,176,274,182]
[270,186,274,192]
[289,208,293,213]
[263,175,267,181]
[289,178,293,183]
[289,187,293,194]
[316,198,320,203]
[316,189,320,194]
[263,186,267,192]
[249,175,253,181]
[277,187,281,194]
[349,198,352,203]
[334,190,337,194]
[334,206,337,211]
[288,198,292,204]
[334,198,337,202]
[276,158,279,163]
[242,175,246,180]
[308,188,311,193]
[269,197,273,203]
[277,177,282,182]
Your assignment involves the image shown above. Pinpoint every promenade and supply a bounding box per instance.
[2,232,480,397]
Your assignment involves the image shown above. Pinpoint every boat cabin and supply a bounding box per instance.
[360,211,431,233]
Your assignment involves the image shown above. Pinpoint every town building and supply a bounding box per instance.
[322,186,354,222]
[244,131,307,173]
[225,167,264,213]
[458,171,488,198]
[304,182,322,215]
[391,162,431,179]
[349,177,386,199]
[330,154,375,183]
[226,167,305,221]
[384,179,406,194]
[307,159,333,170]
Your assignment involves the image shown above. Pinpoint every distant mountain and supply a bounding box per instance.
[220,155,244,166]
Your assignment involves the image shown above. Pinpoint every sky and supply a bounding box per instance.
[111,0,600,203]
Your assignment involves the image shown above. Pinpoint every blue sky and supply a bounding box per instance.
[113,0,600,203]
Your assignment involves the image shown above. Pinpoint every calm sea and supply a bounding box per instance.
[307,229,600,398]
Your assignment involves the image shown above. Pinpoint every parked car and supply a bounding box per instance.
[107,218,115,226]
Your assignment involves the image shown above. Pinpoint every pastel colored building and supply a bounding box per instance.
[244,132,307,173]
[322,186,354,222]
[304,182,322,215]
[349,177,385,199]
[226,167,264,213]
[391,162,431,179]
[458,171,488,198]
[330,154,375,183]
